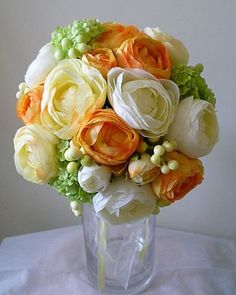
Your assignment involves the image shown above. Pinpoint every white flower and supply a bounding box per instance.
[108,67,179,139]
[78,164,111,193]
[166,97,219,158]
[93,177,156,224]
[128,153,160,185]
[25,43,58,88]
[14,124,59,184]
[144,27,189,66]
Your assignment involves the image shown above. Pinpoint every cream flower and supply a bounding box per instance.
[166,97,219,158]
[108,67,179,139]
[41,59,107,139]
[78,164,111,193]
[128,153,160,185]
[93,177,156,224]
[144,27,189,66]
[25,43,58,88]
[14,124,59,184]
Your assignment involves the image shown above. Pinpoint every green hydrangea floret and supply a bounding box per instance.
[51,18,104,60]
[49,139,93,203]
[171,64,216,106]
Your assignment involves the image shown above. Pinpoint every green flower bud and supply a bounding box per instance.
[168,160,179,171]
[24,87,30,94]
[161,164,170,174]
[80,155,93,167]
[76,43,91,54]
[54,49,64,60]
[68,48,78,58]
[61,38,72,49]
[16,91,22,99]
[19,82,27,92]
[162,141,174,152]
[66,161,79,174]
[75,34,89,43]
[151,154,161,165]
[72,209,81,217]
[64,146,82,161]
[70,200,81,210]
[154,145,165,156]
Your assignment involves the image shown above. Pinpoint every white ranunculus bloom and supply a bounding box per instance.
[25,43,58,88]
[144,27,189,66]
[78,164,111,193]
[14,124,59,184]
[108,67,179,139]
[93,177,156,224]
[166,97,219,158]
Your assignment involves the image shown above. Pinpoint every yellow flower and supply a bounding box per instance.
[41,59,107,140]
[14,124,59,184]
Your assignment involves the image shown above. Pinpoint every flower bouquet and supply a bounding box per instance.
[13,19,219,293]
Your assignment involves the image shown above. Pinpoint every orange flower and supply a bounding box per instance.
[74,109,139,166]
[93,22,139,50]
[152,151,204,203]
[82,48,117,78]
[16,85,43,125]
[116,34,171,79]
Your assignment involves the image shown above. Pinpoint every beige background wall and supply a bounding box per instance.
[0,0,236,241]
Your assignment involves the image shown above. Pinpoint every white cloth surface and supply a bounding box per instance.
[0,226,235,295]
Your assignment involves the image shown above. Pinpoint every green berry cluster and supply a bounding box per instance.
[171,64,216,106]
[16,82,29,99]
[150,140,179,174]
[49,139,93,203]
[51,19,104,60]
[70,200,83,217]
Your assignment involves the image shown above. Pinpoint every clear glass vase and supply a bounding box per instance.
[82,204,156,294]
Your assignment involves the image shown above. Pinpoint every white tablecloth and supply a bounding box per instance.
[0,226,235,295]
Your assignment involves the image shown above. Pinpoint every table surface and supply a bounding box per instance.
[0,225,235,295]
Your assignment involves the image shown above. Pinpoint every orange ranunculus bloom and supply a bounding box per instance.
[16,85,43,125]
[82,48,117,78]
[152,151,204,203]
[116,34,171,79]
[92,22,139,50]
[74,109,139,166]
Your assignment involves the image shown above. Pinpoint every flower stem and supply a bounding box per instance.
[97,219,107,290]
[140,219,149,260]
